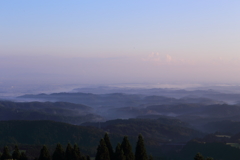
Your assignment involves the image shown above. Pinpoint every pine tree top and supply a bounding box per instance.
[135,134,148,160]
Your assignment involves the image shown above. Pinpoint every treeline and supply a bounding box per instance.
[0,135,217,160]
[95,133,152,160]
[0,145,28,160]
[40,143,90,160]
[0,133,151,160]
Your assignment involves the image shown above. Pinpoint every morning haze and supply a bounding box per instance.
[1,1,240,86]
[1,1,240,160]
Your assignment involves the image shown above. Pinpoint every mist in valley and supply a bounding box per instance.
[2,83,240,132]
[2,1,240,159]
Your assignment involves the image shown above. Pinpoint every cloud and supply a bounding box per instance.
[142,52,161,62]
[141,53,240,67]
[142,53,182,65]
[166,54,172,62]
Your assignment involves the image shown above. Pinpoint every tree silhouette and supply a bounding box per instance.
[19,152,28,160]
[52,143,65,160]
[135,134,148,160]
[104,133,114,160]
[95,139,110,160]
[73,144,81,160]
[121,136,134,160]
[12,145,21,160]
[39,145,51,160]
[65,143,74,160]
[1,146,11,160]
[115,143,126,160]
[194,153,204,160]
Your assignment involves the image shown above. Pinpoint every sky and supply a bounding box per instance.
[1,1,240,86]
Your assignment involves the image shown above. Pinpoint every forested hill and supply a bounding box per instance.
[0,118,203,145]
[0,101,104,124]
[0,119,203,159]
[0,120,107,147]
[82,118,204,144]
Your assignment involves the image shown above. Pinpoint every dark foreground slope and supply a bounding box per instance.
[0,120,106,146]
[0,120,240,160]
[0,120,112,158]
[0,118,202,146]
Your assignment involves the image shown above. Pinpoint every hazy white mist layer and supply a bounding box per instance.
[1,54,240,85]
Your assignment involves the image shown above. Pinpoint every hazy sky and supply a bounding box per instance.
[1,1,240,85]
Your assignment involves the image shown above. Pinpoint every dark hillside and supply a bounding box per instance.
[82,118,203,145]
[175,141,240,160]
[0,120,106,146]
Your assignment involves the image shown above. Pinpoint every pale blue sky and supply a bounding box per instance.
[0,1,240,85]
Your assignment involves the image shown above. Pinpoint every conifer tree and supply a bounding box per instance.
[104,133,114,160]
[65,143,74,160]
[194,153,204,160]
[19,152,28,160]
[95,139,110,160]
[121,136,134,160]
[12,145,21,160]
[86,155,91,160]
[1,146,11,160]
[115,143,126,160]
[39,145,51,160]
[52,143,65,160]
[73,144,81,160]
[135,134,148,160]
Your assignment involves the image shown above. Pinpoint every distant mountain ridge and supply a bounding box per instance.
[18,91,222,108]
[0,101,104,124]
